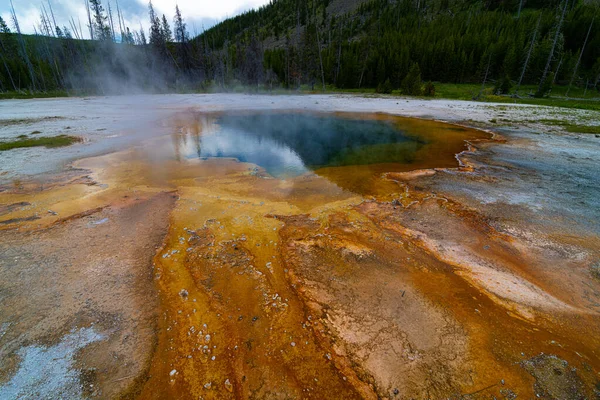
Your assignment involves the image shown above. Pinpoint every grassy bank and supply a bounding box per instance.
[2,84,599,111]
[0,135,81,151]
[0,91,70,100]
[330,83,600,111]
[432,83,600,112]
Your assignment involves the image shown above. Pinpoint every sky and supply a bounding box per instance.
[0,0,270,38]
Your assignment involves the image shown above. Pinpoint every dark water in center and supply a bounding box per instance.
[181,113,428,177]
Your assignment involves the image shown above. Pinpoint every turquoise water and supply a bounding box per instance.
[182,113,427,177]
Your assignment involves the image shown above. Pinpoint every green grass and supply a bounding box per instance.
[2,84,599,111]
[333,83,600,111]
[432,83,600,111]
[0,135,81,151]
[563,125,600,134]
[0,116,65,127]
[0,90,69,100]
[534,119,600,134]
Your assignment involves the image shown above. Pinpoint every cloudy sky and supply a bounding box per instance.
[0,0,270,38]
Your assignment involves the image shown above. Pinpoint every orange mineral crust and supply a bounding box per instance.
[1,111,598,399]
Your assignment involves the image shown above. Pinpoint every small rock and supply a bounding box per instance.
[224,379,233,392]
[204,382,212,389]
[169,369,177,377]
[179,289,189,299]
[291,342,296,347]
[393,388,399,395]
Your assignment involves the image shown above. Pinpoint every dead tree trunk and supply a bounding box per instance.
[108,1,116,42]
[474,52,492,100]
[566,17,594,97]
[313,3,325,91]
[47,1,58,34]
[334,27,342,86]
[536,0,569,97]
[116,0,125,42]
[10,0,37,91]
[85,0,94,40]
[515,14,541,95]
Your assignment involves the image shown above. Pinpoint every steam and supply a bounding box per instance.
[63,41,204,95]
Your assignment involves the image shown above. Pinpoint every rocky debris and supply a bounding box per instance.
[224,378,233,392]
[591,262,600,281]
[0,202,31,216]
[521,354,586,400]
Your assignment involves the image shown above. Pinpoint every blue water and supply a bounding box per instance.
[180,113,427,177]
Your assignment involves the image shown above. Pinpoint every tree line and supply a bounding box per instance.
[0,0,599,97]
[0,0,202,94]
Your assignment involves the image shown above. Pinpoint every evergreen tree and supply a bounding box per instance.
[536,71,555,97]
[89,0,111,41]
[63,26,72,39]
[376,78,393,94]
[424,81,436,96]
[401,63,422,95]
[148,1,162,48]
[174,5,188,43]
[126,27,134,44]
[161,14,172,43]
[0,16,10,34]
[494,73,513,94]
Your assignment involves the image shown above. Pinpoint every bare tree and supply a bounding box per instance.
[47,1,58,36]
[536,0,569,97]
[474,51,492,100]
[515,14,541,95]
[313,2,325,91]
[566,17,594,97]
[108,1,116,42]
[115,0,125,42]
[85,0,94,40]
[69,17,81,39]
[9,0,37,90]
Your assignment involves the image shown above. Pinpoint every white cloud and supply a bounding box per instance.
[141,0,269,21]
[1,0,271,37]
[2,4,41,34]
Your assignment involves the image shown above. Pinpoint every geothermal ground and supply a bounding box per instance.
[0,94,599,399]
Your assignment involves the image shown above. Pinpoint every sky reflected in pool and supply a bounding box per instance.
[165,111,489,195]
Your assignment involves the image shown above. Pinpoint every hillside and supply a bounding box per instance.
[196,0,600,93]
[0,0,598,96]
